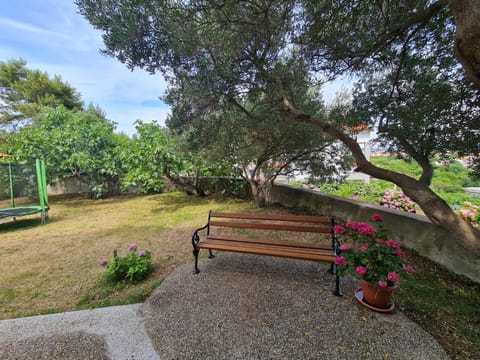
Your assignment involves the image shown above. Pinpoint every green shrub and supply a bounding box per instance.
[309,156,480,209]
[100,244,153,283]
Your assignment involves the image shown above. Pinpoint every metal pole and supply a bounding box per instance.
[8,162,14,208]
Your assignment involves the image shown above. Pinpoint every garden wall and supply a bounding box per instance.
[269,184,480,283]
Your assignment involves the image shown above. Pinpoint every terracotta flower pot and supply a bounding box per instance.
[360,279,396,308]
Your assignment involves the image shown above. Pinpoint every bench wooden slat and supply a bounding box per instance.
[198,240,335,263]
[207,234,332,250]
[209,220,331,233]
[202,238,332,256]
[210,211,332,224]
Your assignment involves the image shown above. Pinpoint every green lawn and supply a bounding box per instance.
[0,192,254,319]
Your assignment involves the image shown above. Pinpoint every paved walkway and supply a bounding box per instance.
[0,253,450,359]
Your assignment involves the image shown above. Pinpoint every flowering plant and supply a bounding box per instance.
[457,202,479,227]
[100,243,153,283]
[334,214,415,288]
[380,189,416,213]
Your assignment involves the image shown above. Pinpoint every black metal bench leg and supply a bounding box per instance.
[328,263,334,274]
[208,250,215,258]
[333,265,343,297]
[193,248,200,274]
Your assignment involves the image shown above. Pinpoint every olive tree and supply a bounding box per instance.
[76,0,480,254]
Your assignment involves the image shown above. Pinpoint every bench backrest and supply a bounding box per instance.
[207,211,337,249]
[208,211,332,232]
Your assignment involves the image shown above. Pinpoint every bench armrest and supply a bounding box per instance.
[192,223,209,249]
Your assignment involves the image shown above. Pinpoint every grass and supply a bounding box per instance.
[0,192,479,359]
[396,251,480,360]
[0,192,254,319]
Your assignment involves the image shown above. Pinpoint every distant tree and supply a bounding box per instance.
[5,106,123,198]
[0,59,83,129]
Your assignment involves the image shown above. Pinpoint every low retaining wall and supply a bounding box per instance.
[269,184,480,283]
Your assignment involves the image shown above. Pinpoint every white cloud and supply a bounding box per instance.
[0,17,73,41]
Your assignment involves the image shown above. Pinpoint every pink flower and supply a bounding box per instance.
[394,250,406,258]
[355,266,367,275]
[357,224,376,235]
[138,250,146,257]
[387,272,400,283]
[99,259,108,267]
[359,244,369,251]
[334,225,346,234]
[385,239,401,249]
[128,243,138,251]
[371,214,383,222]
[405,265,415,274]
[378,281,388,288]
[339,244,351,251]
[335,256,347,266]
[346,221,360,229]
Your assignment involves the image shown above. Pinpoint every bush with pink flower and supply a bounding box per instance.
[457,202,479,227]
[100,243,153,283]
[335,214,415,288]
[380,189,417,213]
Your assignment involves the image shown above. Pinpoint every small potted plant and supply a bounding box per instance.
[334,214,415,311]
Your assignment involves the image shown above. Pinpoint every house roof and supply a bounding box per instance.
[344,124,372,132]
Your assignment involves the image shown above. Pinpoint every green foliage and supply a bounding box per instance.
[0,59,83,129]
[101,244,153,283]
[120,121,187,193]
[371,156,422,178]
[4,106,124,195]
[321,180,390,203]
[373,156,480,207]
[317,156,480,208]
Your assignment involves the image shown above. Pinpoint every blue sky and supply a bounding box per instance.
[0,1,347,136]
[0,0,169,136]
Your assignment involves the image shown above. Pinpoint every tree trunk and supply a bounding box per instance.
[163,168,198,195]
[248,179,267,208]
[281,97,480,256]
[449,0,480,89]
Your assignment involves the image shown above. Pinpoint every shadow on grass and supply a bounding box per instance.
[148,192,212,212]
[0,218,43,232]
[49,193,138,208]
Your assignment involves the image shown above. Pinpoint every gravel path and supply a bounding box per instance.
[141,253,449,360]
[0,253,449,359]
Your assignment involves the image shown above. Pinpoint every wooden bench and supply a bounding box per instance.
[191,211,342,296]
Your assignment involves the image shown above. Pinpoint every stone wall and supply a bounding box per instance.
[269,184,480,283]
[47,177,91,195]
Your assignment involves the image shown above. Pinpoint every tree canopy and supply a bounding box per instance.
[0,59,84,130]
[5,106,123,197]
[76,0,480,254]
